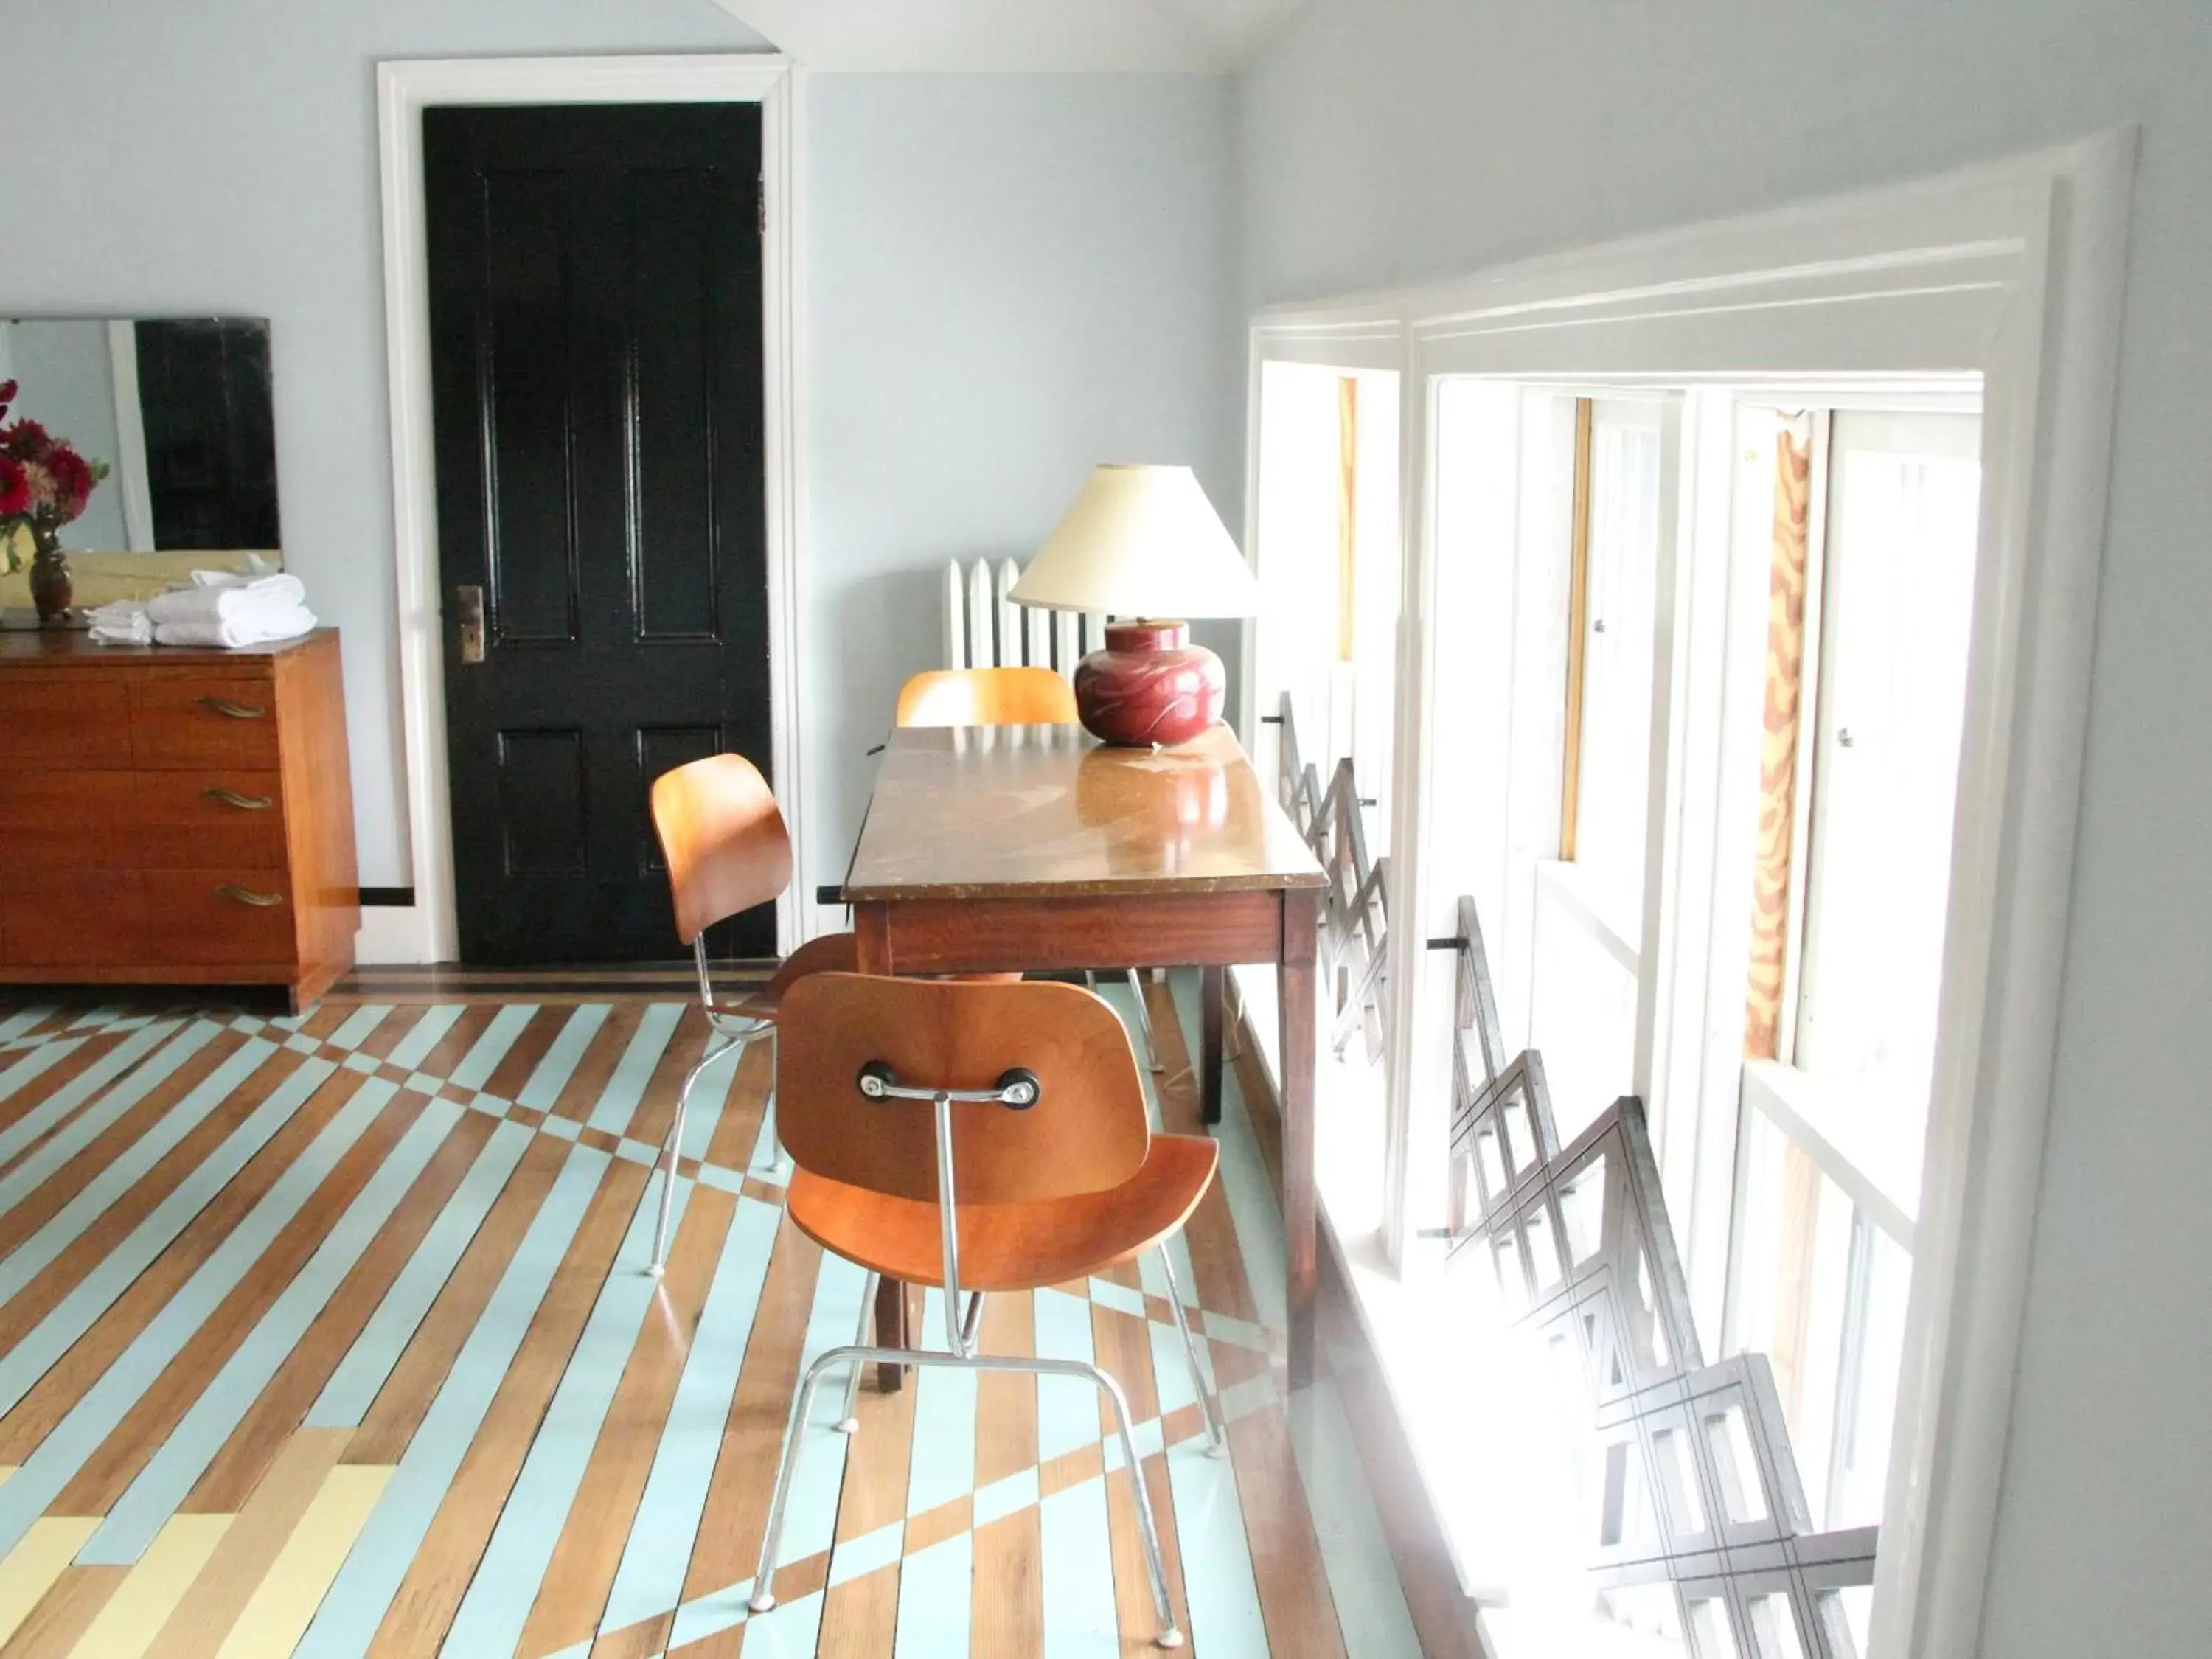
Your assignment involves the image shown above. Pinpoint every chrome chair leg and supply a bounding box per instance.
[1156,1248,1227,1456]
[750,1029,792,1180]
[837,1271,879,1434]
[751,1341,1185,1647]
[651,1035,745,1276]
[1126,969,1165,1074]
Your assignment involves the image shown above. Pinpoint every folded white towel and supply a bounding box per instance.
[87,600,154,647]
[150,574,307,627]
[153,605,317,650]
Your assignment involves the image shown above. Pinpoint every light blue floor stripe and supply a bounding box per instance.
[0,1054,336,1419]
[1169,976,1288,1331]
[903,1290,978,1520]
[0,1036,77,1104]
[1286,1379,1424,1659]
[0,1006,58,1044]
[1162,1414,1270,1658]
[383,1004,465,1073]
[891,1530,973,1659]
[68,1006,121,1031]
[768,1251,869,1570]
[83,1093,469,1565]
[1034,1287,1102,1464]
[437,1172,696,1656]
[597,1194,782,1635]
[0,1035,280,1314]
[735,1587,823,1659]
[0,1072,395,1559]
[585,1003,684,1135]
[294,1144,612,1659]
[1041,1472,1120,1658]
[0,1022,223,1218]
[0,1018,184,1171]
[327,1005,393,1051]
[304,1119,535,1429]
[518,1005,611,1113]
[447,1004,538,1092]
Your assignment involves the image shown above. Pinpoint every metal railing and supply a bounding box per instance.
[1273,693,1391,1064]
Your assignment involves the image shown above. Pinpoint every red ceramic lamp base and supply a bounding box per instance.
[1073,620,1225,747]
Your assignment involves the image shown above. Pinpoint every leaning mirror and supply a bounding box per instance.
[0,317,280,625]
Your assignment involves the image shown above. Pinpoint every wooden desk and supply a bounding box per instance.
[844,722,1327,1384]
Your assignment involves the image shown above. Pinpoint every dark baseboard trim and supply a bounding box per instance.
[359,887,416,908]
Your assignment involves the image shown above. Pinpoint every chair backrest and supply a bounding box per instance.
[776,973,1150,1206]
[895,666,1079,729]
[650,754,793,945]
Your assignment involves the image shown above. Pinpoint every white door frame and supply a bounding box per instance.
[1248,132,2135,1657]
[371,52,810,964]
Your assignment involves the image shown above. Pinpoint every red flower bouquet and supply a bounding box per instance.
[0,380,111,579]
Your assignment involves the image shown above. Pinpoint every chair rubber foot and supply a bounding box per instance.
[1155,1627,1186,1649]
[748,1593,776,1615]
[644,1262,664,1279]
[1205,1440,1229,1459]
[836,1417,860,1435]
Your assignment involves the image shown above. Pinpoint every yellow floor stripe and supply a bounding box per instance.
[215,1464,392,1658]
[0,1515,102,1646]
[69,1512,233,1659]
[0,1468,15,1488]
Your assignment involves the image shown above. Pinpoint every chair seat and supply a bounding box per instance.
[785,1132,1220,1293]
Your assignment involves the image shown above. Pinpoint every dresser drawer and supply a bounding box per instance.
[2,872,145,966]
[0,771,290,869]
[130,675,282,770]
[144,870,297,964]
[0,680,133,768]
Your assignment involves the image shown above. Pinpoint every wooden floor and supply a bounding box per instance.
[0,973,1445,1658]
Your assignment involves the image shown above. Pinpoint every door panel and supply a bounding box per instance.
[427,104,772,963]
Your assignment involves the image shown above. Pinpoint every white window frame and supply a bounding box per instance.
[1246,133,2135,1658]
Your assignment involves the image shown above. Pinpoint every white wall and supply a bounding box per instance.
[1239,4,2211,1654]
[1,0,772,885]
[806,72,1239,904]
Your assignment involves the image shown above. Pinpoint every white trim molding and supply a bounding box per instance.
[1244,132,2136,1657]
[369,52,810,966]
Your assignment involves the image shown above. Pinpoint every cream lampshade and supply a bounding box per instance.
[1010,465,1257,747]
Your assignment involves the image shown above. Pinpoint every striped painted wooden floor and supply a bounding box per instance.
[0,975,1430,1658]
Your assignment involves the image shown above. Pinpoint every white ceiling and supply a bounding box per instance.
[709,0,1311,72]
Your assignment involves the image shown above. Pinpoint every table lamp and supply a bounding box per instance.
[1009,464,1259,747]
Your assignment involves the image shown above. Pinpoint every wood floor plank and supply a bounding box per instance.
[517,1183,738,1657]
[182,1108,499,1514]
[0,1047,313,1366]
[364,1158,648,1658]
[617,1010,711,1155]
[0,1064,364,1461]
[64,1514,231,1659]
[1225,1402,1348,1659]
[403,1006,497,1088]
[0,1037,137,1183]
[54,1088,431,1514]
[815,1291,917,1659]
[147,1429,351,1659]
[0,1562,121,1658]
[700,1043,773,1175]
[971,1289,1041,1659]
[0,1031,248,1263]
[1144,983,1262,1328]
[549,1005,642,1124]
[478,1008,561,1104]
[676,1214,824,1610]
[345,1132,570,1466]
[1092,1302,1193,1656]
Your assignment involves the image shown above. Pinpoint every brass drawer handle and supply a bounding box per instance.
[197,696,268,720]
[203,787,275,812]
[217,883,285,908]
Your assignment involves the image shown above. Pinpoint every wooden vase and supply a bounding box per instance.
[27,529,72,625]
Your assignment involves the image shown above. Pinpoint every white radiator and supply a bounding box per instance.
[941,557,1107,675]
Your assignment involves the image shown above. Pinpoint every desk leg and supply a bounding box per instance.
[854,905,911,1394]
[1200,966,1225,1126]
[1281,891,1319,1390]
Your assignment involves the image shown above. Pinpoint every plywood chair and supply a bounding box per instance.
[645,753,854,1274]
[891,665,1165,1073]
[893,664,1077,728]
[748,972,1226,1647]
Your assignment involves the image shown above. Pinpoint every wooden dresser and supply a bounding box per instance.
[0,628,358,1009]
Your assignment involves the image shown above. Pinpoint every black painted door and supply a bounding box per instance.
[426,104,772,963]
